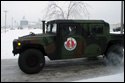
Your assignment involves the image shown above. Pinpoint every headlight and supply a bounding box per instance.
[18,42,21,46]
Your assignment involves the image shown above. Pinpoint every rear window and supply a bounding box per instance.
[90,24,103,34]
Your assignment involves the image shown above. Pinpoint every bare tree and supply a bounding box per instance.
[43,1,91,20]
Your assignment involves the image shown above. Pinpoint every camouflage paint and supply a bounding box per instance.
[19,33,55,46]
[72,40,86,58]
[61,35,86,59]
[84,44,101,57]
[12,20,124,60]
[45,42,56,54]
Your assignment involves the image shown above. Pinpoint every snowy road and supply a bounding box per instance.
[1,57,124,82]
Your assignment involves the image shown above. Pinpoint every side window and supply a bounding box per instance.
[52,24,57,33]
[90,24,103,34]
[61,24,78,36]
[46,23,57,33]
[69,26,77,35]
[62,26,70,36]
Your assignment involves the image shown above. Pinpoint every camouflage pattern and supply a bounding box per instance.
[12,20,124,60]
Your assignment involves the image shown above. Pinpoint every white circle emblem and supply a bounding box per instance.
[64,37,77,51]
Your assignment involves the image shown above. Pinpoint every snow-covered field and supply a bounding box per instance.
[1,28,43,59]
[1,28,124,82]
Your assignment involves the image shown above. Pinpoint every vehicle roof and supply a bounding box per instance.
[47,19,108,24]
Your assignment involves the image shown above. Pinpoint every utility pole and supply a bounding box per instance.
[12,17,13,29]
[3,10,8,33]
[121,1,124,34]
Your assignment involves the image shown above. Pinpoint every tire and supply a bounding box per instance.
[18,49,45,74]
[104,44,123,66]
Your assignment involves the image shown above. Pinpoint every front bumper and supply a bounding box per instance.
[12,39,22,55]
[12,39,30,55]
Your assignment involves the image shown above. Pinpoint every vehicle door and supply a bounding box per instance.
[84,24,107,57]
[59,23,86,59]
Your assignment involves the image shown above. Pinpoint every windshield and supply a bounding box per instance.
[46,23,57,33]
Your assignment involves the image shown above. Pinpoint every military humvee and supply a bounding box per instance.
[12,20,124,74]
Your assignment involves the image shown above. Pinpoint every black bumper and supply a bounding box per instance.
[12,39,30,55]
[12,39,22,55]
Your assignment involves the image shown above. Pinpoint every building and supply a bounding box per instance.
[28,22,42,29]
[20,16,28,29]
[110,23,121,29]
[110,23,121,32]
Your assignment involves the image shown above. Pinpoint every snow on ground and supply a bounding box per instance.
[1,28,43,59]
[73,73,124,82]
[1,28,124,82]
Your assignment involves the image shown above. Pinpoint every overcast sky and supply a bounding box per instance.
[1,1,124,27]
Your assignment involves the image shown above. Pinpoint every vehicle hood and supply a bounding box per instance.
[18,33,55,46]
[19,33,54,39]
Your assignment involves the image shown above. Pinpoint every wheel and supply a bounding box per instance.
[104,44,123,66]
[18,49,45,74]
